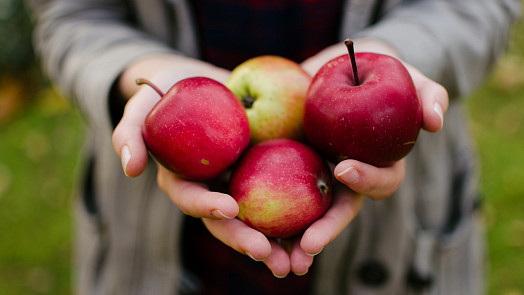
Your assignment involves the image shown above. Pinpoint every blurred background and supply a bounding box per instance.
[0,1,523,294]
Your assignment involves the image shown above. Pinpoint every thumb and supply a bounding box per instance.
[112,85,161,177]
[404,65,449,133]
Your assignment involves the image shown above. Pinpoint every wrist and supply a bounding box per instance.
[117,54,181,100]
[117,54,229,100]
[352,37,401,59]
[301,43,347,76]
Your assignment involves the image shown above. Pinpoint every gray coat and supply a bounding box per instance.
[27,0,521,294]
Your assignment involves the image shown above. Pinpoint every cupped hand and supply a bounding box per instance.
[201,160,404,278]
[112,53,243,220]
[201,169,367,278]
[283,38,450,276]
[110,54,271,273]
[301,37,448,192]
[112,42,449,279]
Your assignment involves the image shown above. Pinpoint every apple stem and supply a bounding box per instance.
[136,78,165,97]
[344,39,360,86]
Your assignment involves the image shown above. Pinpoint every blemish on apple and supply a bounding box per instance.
[317,179,330,196]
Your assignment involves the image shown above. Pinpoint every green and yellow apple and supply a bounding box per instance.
[226,56,312,144]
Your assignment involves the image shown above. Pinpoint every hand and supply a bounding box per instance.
[113,43,448,279]
[278,38,449,276]
[302,38,448,190]
[202,179,365,278]
[200,161,403,278]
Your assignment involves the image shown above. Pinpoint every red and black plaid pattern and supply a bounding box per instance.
[182,1,343,293]
[182,216,315,295]
[190,0,343,70]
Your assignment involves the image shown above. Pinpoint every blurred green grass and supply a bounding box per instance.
[0,86,84,294]
[0,6,523,295]
[466,14,524,294]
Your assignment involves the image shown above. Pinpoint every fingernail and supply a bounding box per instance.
[245,251,263,262]
[294,269,309,276]
[273,272,287,279]
[212,209,233,219]
[336,166,359,184]
[433,102,444,130]
[305,247,324,257]
[121,145,131,177]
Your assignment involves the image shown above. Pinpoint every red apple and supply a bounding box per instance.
[229,139,332,238]
[226,56,312,144]
[304,39,422,167]
[140,77,250,181]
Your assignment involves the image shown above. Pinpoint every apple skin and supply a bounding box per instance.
[142,77,251,181]
[226,56,312,144]
[229,139,332,238]
[304,53,422,167]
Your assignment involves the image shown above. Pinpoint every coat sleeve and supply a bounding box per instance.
[355,0,521,98]
[26,0,177,129]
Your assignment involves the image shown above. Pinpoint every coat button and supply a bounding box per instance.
[406,267,433,291]
[357,260,389,287]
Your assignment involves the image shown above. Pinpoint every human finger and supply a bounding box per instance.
[289,238,314,276]
[157,165,239,219]
[405,65,449,132]
[202,217,273,262]
[262,240,293,278]
[300,185,365,256]
[333,159,405,200]
[112,85,162,177]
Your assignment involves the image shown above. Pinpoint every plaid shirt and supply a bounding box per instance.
[190,0,343,70]
[185,1,342,293]
[182,217,315,295]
